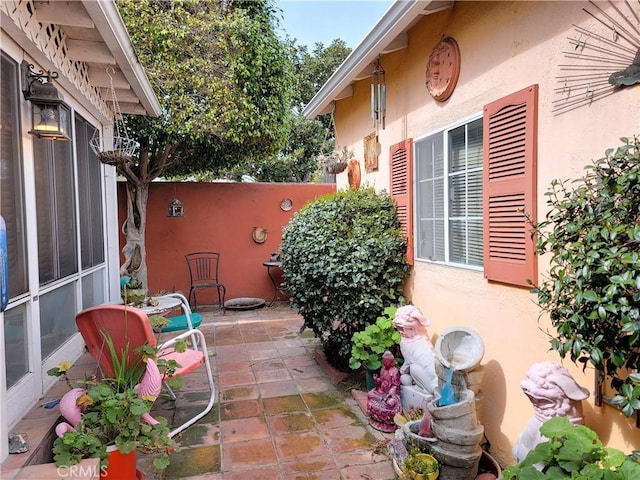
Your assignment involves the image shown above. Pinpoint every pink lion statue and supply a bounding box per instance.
[512,361,590,462]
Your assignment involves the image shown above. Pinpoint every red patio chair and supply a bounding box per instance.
[75,304,215,438]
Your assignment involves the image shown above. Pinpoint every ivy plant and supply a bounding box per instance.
[530,136,640,415]
[502,416,640,479]
[281,187,409,371]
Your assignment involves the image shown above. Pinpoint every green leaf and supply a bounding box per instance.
[583,290,600,302]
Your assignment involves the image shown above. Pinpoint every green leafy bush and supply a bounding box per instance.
[349,306,401,371]
[502,416,640,479]
[281,187,409,371]
[530,136,640,416]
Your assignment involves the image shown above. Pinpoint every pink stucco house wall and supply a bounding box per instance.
[304,0,640,465]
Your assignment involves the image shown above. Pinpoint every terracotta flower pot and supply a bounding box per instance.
[102,446,137,479]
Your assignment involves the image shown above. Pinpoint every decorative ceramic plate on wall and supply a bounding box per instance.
[426,36,461,102]
[280,198,293,211]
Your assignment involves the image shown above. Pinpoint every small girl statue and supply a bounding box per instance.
[392,305,438,397]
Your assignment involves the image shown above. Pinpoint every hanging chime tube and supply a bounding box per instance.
[371,83,375,127]
[371,56,386,131]
[381,84,386,129]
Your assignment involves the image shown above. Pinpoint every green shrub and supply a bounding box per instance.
[502,416,640,479]
[529,136,640,416]
[281,187,409,371]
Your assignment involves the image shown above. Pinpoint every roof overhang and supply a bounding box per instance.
[1,0,160,120]
[303,0,454,119]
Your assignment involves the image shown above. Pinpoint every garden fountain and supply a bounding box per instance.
[391,307,488,480]
[429,326,485,480]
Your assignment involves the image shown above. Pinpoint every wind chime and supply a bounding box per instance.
[371,55,386,131]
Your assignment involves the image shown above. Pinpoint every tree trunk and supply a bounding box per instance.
[120,181,149,288]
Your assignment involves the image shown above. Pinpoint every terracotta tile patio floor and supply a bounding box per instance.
[3,303,397,480]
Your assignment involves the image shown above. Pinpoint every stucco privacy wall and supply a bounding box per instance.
[330,0,640,465]
[118,182,335,303]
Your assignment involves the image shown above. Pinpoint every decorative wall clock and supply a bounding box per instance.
[425,36,461,102]
[553,1,639,115]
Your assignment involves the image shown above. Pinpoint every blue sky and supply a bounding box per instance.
[276,0,394,49]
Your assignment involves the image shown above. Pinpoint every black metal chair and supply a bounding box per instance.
[185,252,226,311]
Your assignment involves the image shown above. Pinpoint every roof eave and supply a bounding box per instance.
[303,0,451,119]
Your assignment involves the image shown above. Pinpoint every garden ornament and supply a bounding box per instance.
[609,48,640,87]
[392,305,438,396]
[438,367,458,406]
[56,360,163,436]
[418,406,434,438]
[367,350,401,432]
[136,358,163,426]
[512,361,589,463]
[56,387,86,437]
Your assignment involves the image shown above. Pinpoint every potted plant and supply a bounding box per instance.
[403,449,439,480]
[121,276,147,306]
[47,335,175,478]
[349,306,402,389]
[502,416,640,479]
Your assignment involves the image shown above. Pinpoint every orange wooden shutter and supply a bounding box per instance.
[390,139,414,265]
[482,85,538,287]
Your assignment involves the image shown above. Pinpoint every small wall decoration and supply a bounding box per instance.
[364,132,379,172]
[553,2,639,115]
[252,227,267,244]
[280,198,293,211]
[348,159,361,190]
[425,36,461,102]
[167,199,184,217]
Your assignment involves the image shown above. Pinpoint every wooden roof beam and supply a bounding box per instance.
[89,66,129,88]
[33,1,94,28]
[66,39,115,64]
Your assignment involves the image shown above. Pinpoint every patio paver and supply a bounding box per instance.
[1,303,396,480]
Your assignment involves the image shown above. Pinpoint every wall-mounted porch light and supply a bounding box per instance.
[371,55,386,131]
[21,61,70,141]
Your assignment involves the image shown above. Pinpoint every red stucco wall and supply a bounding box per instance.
[118,182,335,306]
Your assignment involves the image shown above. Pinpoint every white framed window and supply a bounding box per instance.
[415,115,483,267]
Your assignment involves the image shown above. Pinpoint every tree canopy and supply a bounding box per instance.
[232,38,352,182]
[114,0,294,283]
[117,0,294,181]
[289,38,352,112]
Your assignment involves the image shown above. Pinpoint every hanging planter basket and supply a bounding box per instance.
[90,67,138,166]
[91,136,138,165]
[322,146,354,175]
[325,161,348,174]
